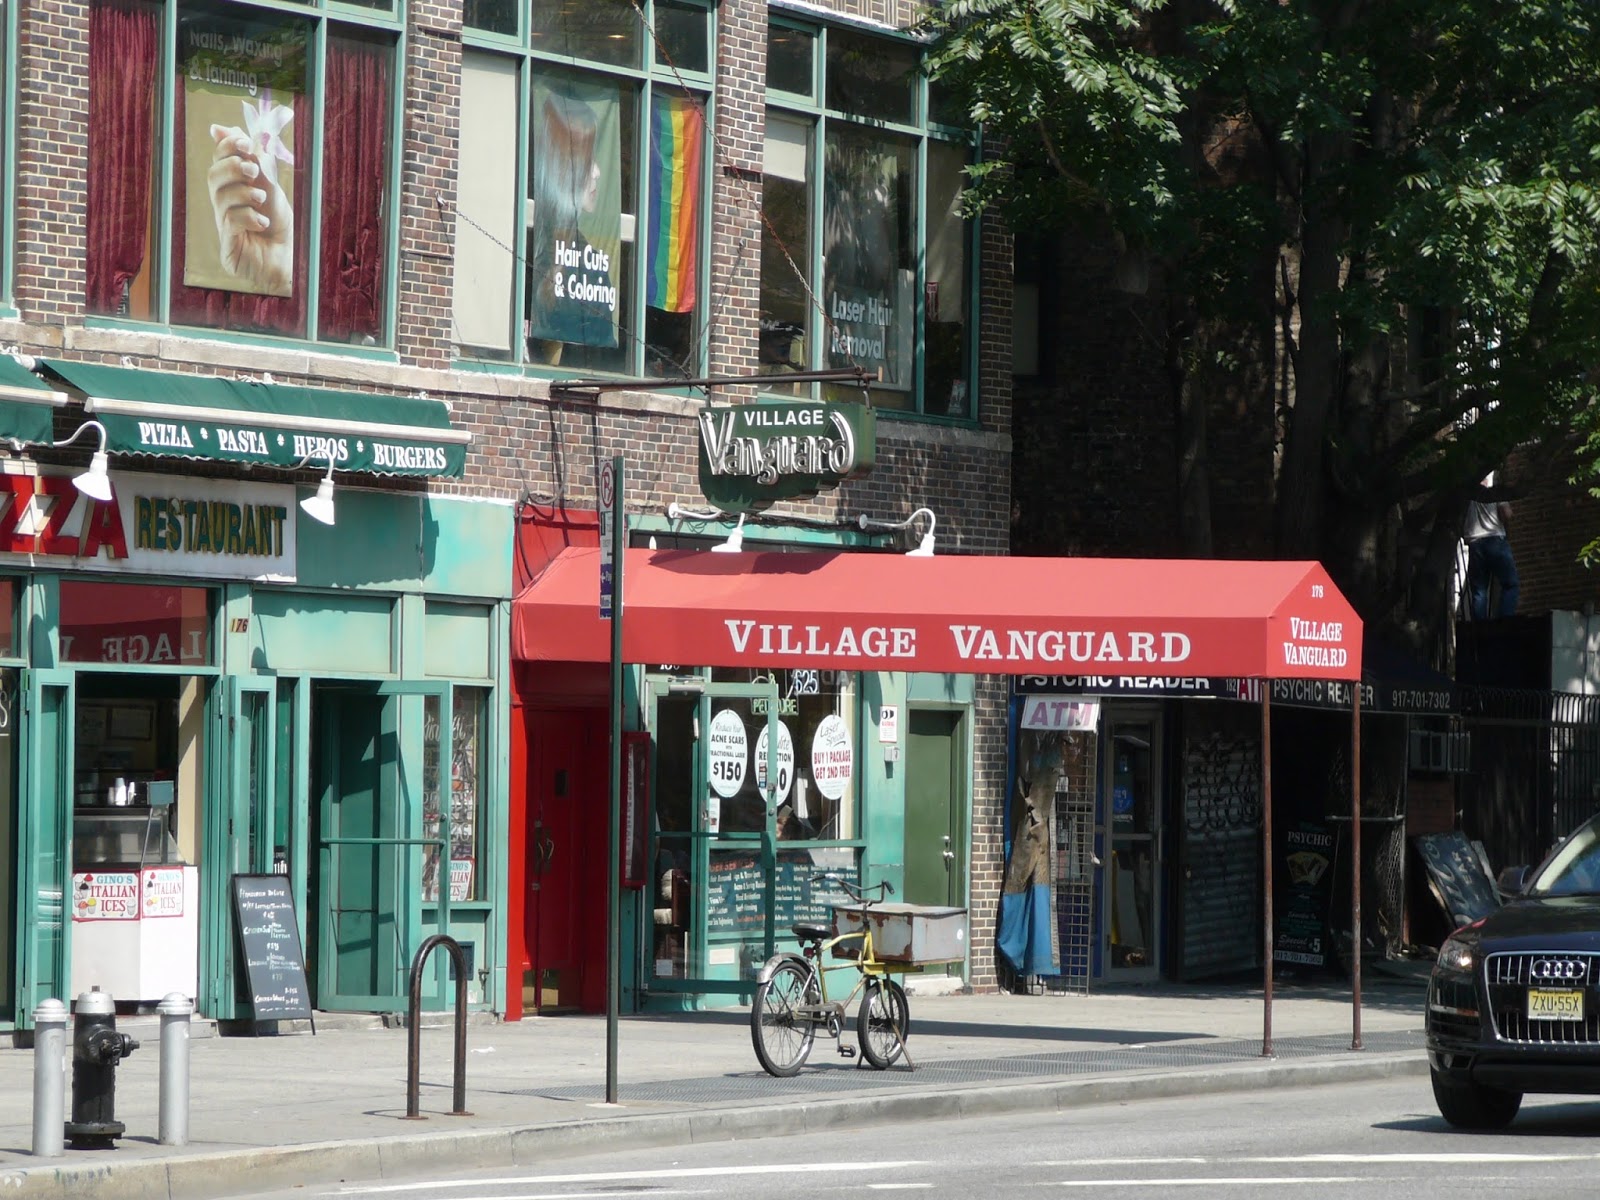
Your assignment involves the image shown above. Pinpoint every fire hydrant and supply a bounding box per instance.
[65,988,138,1149]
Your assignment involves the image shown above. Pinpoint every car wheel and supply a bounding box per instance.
[1430,1067,1523,1130]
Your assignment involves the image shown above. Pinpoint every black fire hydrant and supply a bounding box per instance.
[65,988,138,1150]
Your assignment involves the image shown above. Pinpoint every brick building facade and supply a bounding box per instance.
[0,0,1018,1032]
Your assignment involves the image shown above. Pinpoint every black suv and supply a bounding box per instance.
[1427,812,1600,1129]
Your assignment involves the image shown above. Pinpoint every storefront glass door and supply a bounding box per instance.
[13,669,73,1028]
[646,677,780,1000]
[1103,710,1162,982]
[311,681,446,1012]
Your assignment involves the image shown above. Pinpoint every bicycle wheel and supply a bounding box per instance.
[857,978,910,1069]
[751,959,820,1077]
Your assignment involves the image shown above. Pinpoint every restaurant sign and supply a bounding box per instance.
[0,467,295,581]
[697,401,875,512]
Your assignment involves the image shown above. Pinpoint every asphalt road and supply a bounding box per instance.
[222,1077,1600,1200]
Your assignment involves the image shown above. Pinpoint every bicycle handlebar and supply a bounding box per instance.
[811,872,894,904]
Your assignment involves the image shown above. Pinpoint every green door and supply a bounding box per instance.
[312,681,447,1012]
[14,669,74,1028]
[905,709,964,909]
[646,678,780,1002]
[200,678,281,1018]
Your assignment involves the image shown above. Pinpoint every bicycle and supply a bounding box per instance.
[750,873,912,1077]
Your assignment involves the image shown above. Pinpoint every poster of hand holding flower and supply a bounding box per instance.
[180,14,306,297]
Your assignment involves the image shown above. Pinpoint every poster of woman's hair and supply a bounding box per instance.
[528,76,622,349]
[179,14,305,298]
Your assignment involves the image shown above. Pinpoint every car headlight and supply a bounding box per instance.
[1437,933,1478,973]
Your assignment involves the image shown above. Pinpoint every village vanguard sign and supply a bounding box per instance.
[696,401,876,512]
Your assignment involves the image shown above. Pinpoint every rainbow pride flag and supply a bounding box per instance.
[646,94,704,313]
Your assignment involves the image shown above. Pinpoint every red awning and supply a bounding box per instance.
[513,548,1362,680]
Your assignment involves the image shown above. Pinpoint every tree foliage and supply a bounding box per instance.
[926,0,1600,648]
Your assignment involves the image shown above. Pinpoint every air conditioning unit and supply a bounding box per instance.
[1409,728,1472,774]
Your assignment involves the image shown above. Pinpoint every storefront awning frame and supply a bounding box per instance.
[513,542,1370,1055]
[36,359,471,478]
[0,355,69,446]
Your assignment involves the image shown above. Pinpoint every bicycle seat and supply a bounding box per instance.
[792,922,832,943]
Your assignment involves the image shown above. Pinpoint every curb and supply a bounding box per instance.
[0,1052,1426,1200]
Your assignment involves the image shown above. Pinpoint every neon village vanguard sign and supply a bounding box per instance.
[696,402,876,511]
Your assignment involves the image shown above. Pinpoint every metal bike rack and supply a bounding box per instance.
[404,933,473,1119]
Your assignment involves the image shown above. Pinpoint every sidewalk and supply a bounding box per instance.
[0,972,1430,1200]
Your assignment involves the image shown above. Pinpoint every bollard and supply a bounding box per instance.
[157,993,193,1146]
[31,999,68,1158]
[65,987,138,1150]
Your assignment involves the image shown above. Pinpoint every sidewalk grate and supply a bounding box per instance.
[509,1029,1423,1104]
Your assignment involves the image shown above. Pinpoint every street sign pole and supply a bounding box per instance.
[604,456,624,1104]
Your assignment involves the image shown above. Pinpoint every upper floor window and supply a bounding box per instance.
[761,22,976,419]
[452,0,713,378]
[86,0,398,347]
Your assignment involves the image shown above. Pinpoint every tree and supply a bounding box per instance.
[926,0,1600,657]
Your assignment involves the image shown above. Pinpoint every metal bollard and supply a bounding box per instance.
[157,993,193,1146]
[31,999,68,1158]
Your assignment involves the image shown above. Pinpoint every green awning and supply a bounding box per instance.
[39,360,470,478]
[0,355,68,445]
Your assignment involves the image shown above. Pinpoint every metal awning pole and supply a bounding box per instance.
[1262,681,1273,1058]
[1351,682,1363,1051]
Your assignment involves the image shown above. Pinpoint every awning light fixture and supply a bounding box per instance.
[300,460,337,526]
[858,507,936,557]
[711,513,746,553]
[51,420,112,502]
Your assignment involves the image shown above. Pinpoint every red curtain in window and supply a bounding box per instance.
[170,74,311,336]
[86,0,158,316]
[319,35,390,344]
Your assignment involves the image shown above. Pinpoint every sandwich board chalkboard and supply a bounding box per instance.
[1412,831,1501,930]
[232,874,314,1031]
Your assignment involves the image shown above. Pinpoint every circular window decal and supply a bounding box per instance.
[755,721,796,805]
[707,708,748,799]
[810,714,853,802]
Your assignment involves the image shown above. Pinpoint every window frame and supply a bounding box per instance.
[454,0,716,381]
[762,16,980,423]
[83,0,406,355]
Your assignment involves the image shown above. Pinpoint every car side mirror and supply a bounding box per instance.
[1497,865,1530,897]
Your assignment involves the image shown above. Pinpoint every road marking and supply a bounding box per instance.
[326,1162,925,1194]
[1049,1153,1600,1166]
[1047,1178,1360,1188]
[864,1185,934,1191]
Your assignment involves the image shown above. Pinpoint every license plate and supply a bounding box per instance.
[1528,988,1585,1021]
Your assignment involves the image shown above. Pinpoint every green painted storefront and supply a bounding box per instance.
[2,480,512,1032]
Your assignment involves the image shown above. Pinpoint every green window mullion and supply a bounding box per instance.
[631,82,652,377]
[913,132,928,415]
[304,18,327,340]
[155,0,180,325]
[513,58,532,364]
[381,25,406,350]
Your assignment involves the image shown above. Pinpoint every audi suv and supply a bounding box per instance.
[1427,812,1600,1128]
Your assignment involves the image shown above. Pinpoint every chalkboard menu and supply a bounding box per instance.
[232,874,313,1026]
[1413,831,1501,929]
[707,851,860,935]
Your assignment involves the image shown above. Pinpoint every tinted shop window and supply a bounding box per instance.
[824,28,916,124]
[58,582,213,667]
[653,2,707,74]
[528,0,641,68]
[757,113,813,395]
[924,140,974,418]
[86,1,396,347]
[820,124,917,410]
[766,24,814,98]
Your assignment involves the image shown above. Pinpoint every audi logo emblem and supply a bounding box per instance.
[1531,958,1587,981]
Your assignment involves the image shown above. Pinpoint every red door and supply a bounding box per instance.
[526,707,609,1012]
